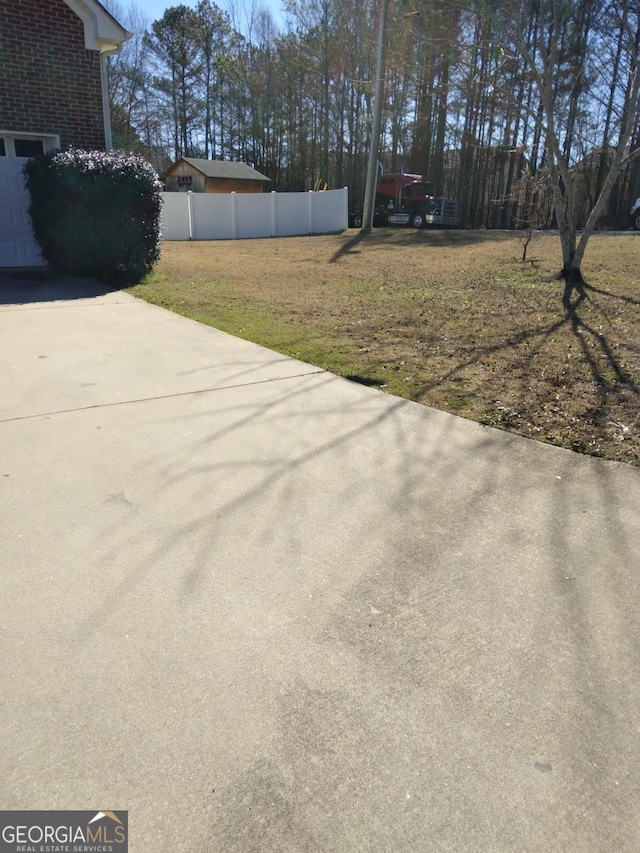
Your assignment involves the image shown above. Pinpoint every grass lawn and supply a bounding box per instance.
[127,229,640,466]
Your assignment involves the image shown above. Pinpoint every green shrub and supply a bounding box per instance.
[24,149,163,286]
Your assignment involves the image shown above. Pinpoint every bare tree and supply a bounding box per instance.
[492,0,640,284]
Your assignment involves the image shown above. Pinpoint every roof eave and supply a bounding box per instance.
[62,0,131,53]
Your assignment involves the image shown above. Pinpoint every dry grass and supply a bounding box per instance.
[127,229,640,465]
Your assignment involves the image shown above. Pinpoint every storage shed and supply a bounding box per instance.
[164,159,271,194]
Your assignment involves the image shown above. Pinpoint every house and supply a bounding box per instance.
[0,0,130,267]
[164,159,272,194]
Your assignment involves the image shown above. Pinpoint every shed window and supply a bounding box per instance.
[0,139,5,156]
[14,139,44,157]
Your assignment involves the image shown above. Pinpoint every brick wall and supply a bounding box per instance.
[0,0,105,150]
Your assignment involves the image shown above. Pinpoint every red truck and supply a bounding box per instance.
[373,172,459,228]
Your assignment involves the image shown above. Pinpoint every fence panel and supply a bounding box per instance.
[191,193,234,240]
[235,193,273,239]
[160,192,191,241]
[312,187,348,233]
[273,192,310,236]
[159,188,348,240]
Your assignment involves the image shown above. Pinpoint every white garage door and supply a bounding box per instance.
[0,134,58,268]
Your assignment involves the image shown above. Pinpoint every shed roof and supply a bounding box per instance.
[178,158,271,182]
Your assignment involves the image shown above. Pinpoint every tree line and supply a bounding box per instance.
[107,0,640,237]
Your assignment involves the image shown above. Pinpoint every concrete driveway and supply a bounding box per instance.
[1,275,640,852]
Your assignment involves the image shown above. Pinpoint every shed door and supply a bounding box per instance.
[0,135,56,268]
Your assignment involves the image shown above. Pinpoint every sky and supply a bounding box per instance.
[132,0,285,29]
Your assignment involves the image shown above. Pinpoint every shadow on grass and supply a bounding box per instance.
[330,228,513,264]
[409,276,640,451]
[562,279,639,395]
[344,374,387,388]
[329,230,368,263]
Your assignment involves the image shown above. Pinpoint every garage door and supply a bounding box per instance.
[0,134,58,268]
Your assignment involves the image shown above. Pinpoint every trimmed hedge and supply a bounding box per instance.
[24,149,163,285]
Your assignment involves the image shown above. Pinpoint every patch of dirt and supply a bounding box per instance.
[130,229,640,465]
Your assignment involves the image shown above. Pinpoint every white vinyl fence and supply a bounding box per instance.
[160,187,348,241]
